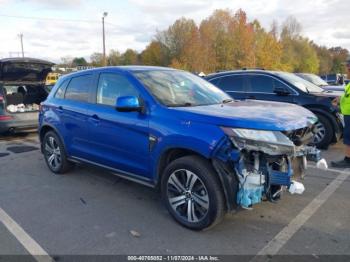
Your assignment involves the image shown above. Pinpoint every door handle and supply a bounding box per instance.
[91,114,99,120]
[90,114,100,124]
[247,95,256,99]
[56,106,63,113]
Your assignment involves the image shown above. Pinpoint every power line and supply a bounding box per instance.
[0,14,100,24]
[18,33,24,57]
[0,14,119,28]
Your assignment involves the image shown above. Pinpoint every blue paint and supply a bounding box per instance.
[40,66,316,188]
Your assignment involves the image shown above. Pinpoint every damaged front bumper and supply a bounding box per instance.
[212,128,324,210]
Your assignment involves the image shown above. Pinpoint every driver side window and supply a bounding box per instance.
[97,73,139,106]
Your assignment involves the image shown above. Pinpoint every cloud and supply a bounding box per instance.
[0,0,350,62]
[333,30,350,39]
[18,0,82,8]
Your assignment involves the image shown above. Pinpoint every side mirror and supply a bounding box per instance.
[115,96,142,112]
[273,87,290,96]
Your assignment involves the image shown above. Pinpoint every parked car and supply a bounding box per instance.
[320,73,346,85]
[39,66,322,230]
[45,72,60,85]
[205,69,344,149]
[295,73,345,92]
[0,57,54,134]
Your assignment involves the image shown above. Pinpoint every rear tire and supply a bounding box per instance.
[161,155,226,230]
[43,131,72,174]
[313,113,333,149]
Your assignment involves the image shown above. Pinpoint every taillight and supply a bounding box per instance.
[0,95,3,102]
[0,115,13,121]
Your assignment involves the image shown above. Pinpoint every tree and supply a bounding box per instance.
[60,56,73,67]
[199,9,235,72]
[313,44,333,75]
[279,16,319,73]
[90,53,104,67]
[108,49,122,66]
[329,47,349,74]
[140,41,164,65]
[280,16,301,40]
[156,18,198,61]
[86,8,349,75]
[120,49,139,65]
[254,21,283,70]
[72,57,87,67]
[230,9,255,68]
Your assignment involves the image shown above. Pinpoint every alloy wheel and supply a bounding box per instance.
[313,121,326,144]
[45,136,62,170]
[167,169,209,223]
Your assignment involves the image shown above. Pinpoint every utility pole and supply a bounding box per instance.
[18,33,24,57]
[102,12,108,66]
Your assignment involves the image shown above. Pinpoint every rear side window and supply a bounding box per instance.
[248,75,274,93]
[54,79,69,99]
[64,74,92,102]
[97,73,138,106]
[214,75,245,92]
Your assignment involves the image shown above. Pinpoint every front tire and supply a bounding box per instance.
[43,131,72,174]
[161,155,226,230]
[313,113,333,149]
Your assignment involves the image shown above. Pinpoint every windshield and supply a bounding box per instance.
[277,72,324,93]
[297,73,328,86]
[133,70,231,107]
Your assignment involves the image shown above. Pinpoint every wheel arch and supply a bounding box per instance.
[39,124,67,154]
[155,147,207,186]
[155,146,238,211]
[305,106,340,142]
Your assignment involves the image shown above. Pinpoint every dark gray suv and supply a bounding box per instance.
[0,58,53,134]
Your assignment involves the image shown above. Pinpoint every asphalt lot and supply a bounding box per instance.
[0,132,349,261]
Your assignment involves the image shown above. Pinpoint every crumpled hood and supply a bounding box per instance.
[172,100,318,131]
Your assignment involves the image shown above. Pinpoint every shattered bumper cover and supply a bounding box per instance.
[212,128,323,210]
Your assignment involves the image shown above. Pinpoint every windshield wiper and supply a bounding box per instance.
[222,98,234,104]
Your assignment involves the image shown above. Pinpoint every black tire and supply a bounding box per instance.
[313,113,334,149]
[42,131,72,174]
[161,155,226,230]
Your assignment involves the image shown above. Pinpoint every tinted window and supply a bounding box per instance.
[208,77,221,87]
[248,75,275,93]
[64,75,92,102]
[215,75,245,92]
[54,79,69,99]
[97,73,138,106]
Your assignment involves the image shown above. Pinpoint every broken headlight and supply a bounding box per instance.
[221,127,295,155]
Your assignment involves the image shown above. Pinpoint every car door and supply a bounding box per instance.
[58,74,94,159]
[246,74,297,104]
[209,74,248,100]
[86,71,151,179]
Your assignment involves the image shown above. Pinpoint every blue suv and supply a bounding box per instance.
[39,66,321,230]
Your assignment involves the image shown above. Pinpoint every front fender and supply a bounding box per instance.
[149,118,225,181]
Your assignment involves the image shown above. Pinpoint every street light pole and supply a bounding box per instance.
[18,33,24,57]
[102,12,108,66]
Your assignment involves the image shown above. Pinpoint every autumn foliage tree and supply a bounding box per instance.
[90,9,349,75]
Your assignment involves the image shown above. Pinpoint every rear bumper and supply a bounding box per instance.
[0,118,38,133]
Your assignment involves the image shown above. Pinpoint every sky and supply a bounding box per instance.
[0,0,349,63]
